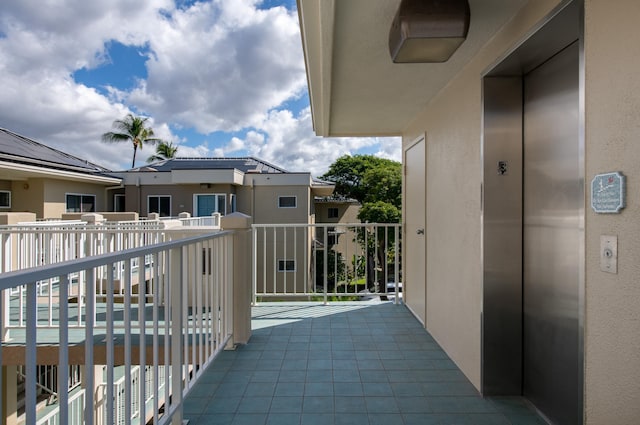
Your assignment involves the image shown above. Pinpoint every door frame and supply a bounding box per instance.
[402,134,427,325]
[480,0,585,407]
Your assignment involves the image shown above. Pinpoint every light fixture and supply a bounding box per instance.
[389,0,470,63]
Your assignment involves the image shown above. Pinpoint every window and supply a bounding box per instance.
[230,194,237,213]
[195,194,226,216]
[148,195,171,217]
[278,260,296,272]
[328,207,339,218]
[66,194,95,213]
[278,196,297,208]
[114,194,125,212]
[0,191,10,208]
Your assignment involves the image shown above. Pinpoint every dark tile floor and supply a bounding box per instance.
[183,302,547,425]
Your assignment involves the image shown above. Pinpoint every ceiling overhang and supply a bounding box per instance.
[297,0,529,137]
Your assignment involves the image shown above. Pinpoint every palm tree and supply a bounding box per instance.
[147,141,178,163]
[102,114,163,168]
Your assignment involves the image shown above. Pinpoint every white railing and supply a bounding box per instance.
[252,223,401,304]
[0,231,235,425]
[36,388,85,425]
[0,222,168,334]
[178,214,221,228]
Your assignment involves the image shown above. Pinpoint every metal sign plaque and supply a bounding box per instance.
[591,172,626,213]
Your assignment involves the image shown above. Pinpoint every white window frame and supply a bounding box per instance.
[193,193,227,216]
[278,259,296,272]
[148,195,171,217]
[65,193,96,213]
[278,196,297,209]
[114,194,125,212]
[0,190,10,208]
[230,194,237,213]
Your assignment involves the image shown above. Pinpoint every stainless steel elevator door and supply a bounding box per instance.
[523,42,581,425]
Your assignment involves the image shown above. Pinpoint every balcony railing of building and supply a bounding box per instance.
[0,228,235,425]
[252,223,402,304]
[0,216,397,423]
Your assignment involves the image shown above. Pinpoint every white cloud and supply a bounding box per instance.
[215,107,399,177]
[0,0,398,175]
[128,0,307,133]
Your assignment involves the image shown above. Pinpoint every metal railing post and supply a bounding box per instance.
[170,246,183,425]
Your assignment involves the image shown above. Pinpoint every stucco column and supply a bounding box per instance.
[2,366,17,425]
[0,213,37,343]
[220,213,253,345]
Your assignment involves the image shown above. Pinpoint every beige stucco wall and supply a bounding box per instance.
[583,1,640,423]
[41,180,109,219]
[401,0,640,421]
[11,179,45,217]
[253,185,311,224]
[124,184,235,216]
[402,0,564,390]
[314,201,360,224]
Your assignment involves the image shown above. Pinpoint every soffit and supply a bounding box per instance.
[298,0,529,137]
[0,160,121,185]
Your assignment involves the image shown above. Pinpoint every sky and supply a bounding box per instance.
[0,0,401,177]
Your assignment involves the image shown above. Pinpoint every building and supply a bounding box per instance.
[113,157,335,296]
[111,157,333,222]
[296,0,639,424]
[0,128,121,219]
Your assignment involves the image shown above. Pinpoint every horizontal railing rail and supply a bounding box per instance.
[0,231,235,425]
[252,223,401,304]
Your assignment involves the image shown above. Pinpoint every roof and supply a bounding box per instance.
[129,157,289,174]
[0,127,112,175]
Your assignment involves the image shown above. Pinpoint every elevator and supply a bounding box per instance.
[482,2,583,425]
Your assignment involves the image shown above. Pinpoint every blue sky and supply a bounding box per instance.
[0,0,400,176]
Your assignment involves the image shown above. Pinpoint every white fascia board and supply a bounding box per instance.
[0,160,121,185]
[114,172,172,185]
[298,0,335,136]
[171,169,243,185]
[245,173,313,186]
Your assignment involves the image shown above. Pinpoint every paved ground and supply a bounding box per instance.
[183,301,547,425]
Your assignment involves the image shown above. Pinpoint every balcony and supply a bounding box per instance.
[0,215,545,424]
[182,302,547,425]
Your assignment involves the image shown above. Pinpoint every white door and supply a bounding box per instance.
[404,137,426,324]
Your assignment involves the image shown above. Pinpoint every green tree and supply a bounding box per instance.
[147,141,178,163]
[321,155,402,294]
[102,114,163,168]
[321,155,401,207]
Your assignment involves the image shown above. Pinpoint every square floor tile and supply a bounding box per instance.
[270,396,303,413]
[335,413,369,425]
[275,382,305,397]
[368,413,405,425]
[303,396,334,413]
[305,382,334,396]
[301,413,335,425]
[334,382,363,396]
[365,396,399,413]
[266,413,301,425]
[231,413,267,425]
[237,396,272,413]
